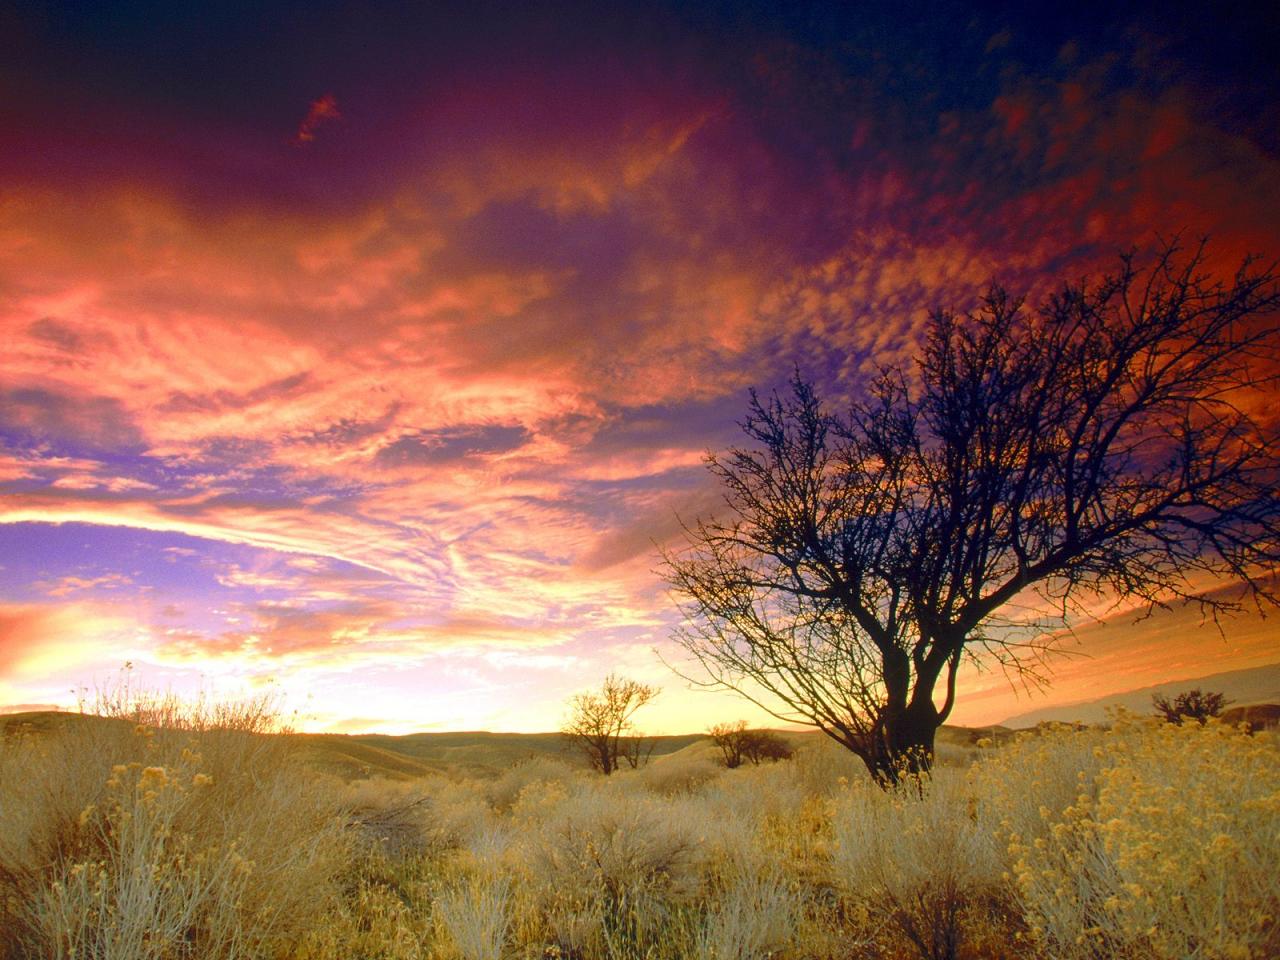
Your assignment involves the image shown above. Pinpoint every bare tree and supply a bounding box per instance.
[708,720,752,768]
[620,733,657,769]
[665,241,1280,784]
[562,674,658,775]
[1152,688,1230,725]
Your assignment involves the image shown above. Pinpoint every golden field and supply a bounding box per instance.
[1,697,1276,960]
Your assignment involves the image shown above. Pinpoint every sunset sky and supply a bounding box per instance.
[2,1,1278,734]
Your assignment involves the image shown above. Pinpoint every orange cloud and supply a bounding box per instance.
[951,599,1280,727]
[0,602,138,677]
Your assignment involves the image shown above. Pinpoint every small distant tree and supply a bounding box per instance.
[708,720,794,767]
[742,728,793,764]
[621,733,657,769]
[562,674,658,774]
[709,720,751,768]
[1152,688,1230,725]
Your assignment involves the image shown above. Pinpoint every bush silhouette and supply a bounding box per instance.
[709,721,793,768]
[1152,688,1229,725]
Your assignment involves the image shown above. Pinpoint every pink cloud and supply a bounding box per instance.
[43,573,133,598]
[0,703,66,715]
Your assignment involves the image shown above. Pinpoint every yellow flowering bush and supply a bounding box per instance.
[1000,713,1279,959]
[39,755,255,960]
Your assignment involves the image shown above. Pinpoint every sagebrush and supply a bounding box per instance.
[2,702,1276,959]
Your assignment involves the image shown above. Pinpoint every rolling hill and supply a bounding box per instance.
[296,729,708,780]
[0,711,711,781]
[1,708,1026,780]
[998,661,1280,728]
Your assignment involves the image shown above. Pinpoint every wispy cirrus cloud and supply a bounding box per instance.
[0,488,451,589]
[41,573,133,598]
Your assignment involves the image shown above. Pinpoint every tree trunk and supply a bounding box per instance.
[865,701,940,786]
[859,649,941,785]
[597,738,616,774]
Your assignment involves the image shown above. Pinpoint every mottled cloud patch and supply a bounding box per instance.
[162,598,403,660]
[51,474,158,493]
[375,424,531,468]
[574,483,723,574]
[42,573,133,598]
[0,389,144,453]
[293,94,341,145]
[27,317,86,352]
[214,554,399,603]
[153,599,574,674]
[158,372,314,417]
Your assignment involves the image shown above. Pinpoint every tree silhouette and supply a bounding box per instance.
[665,241,1280,784]
[1152,688,1230,725]
[708,720,792,768]
[562,674,658,775]
[708,720,753,768]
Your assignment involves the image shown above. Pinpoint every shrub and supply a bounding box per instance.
[742,729,793,765]
[485,757,577,812]
[709,721,751,769]
[830,770,1007,960]
[0,693,348,960]
[434,874,512,960]
[6,692,1276,960]
[1152,688,1230,725]
[708,722,794,769]
[510,781,704,956]
[1000,714,1280,959]
[630,754,721,796]
[691,868,800,960]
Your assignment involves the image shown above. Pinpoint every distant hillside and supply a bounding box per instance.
[1220,703,1280,731]
[0,712,710,781]
[0,709,124,738]
[1,710,1018,780]
[998,661,1280,728]
[293,735,444,781]
[304,730,708,780]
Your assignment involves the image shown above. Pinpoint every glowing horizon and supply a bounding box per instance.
[3,3,1278,735]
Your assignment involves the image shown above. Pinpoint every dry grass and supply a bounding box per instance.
[3,701,1276,959]
[0,691,349,960]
